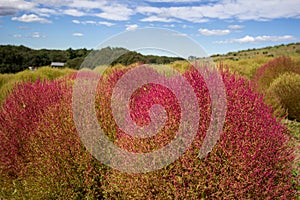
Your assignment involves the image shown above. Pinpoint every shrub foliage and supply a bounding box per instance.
[0,67,75,105]
[252,56,300,93]
[0,64,297,199]
[266,72,300,121]
[0,78,106,199]
[98,66,296,199]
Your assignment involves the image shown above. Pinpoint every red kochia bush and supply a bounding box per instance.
[0,77,106,199]
[0,79,70,178]
[252,56,300,93]
[99,66,296,199]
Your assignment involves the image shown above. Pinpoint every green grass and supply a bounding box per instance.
[217,56,273,79]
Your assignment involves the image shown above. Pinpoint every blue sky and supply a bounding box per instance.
[0,0,300,55]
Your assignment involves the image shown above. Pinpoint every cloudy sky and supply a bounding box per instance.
[0,0,300,55]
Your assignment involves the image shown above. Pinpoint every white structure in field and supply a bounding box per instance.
[50,62,65,67]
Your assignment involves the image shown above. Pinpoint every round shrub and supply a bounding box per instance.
[0,78,106,199]
[0,80,70,176]
[97,66,295,199]
[252,56,300,93]
[21,93,106,199]
[266,72,300,121]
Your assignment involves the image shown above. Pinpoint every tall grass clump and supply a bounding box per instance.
[252,56,300,93]
[266,72,300,121]
[96,65,296,199]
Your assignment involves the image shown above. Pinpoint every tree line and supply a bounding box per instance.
[0,45,89,73]
[0,45,184,73]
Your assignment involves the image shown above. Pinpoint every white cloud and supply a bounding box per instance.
[95,4,134,21]
[32,32,40,38]
[72,19,80,24]
[2,0,300,23]
[73,32,84,37]
[31,0,70,7]
[11,14,51,23]
[233,35,255,43]
[12,32,46,38]
[137,6,210,23]
[0,0,35,16]
[33,1,133,21]
[137,1,300,23]
[72,20,96,25]
[0,0,300,28]
[72,19,115,26]
[98,21,115,27]
[126,24,138,31]
[69,0,107,9]
[83,20,96,24]
[141,15,178,22]
[215,35,296,44]
[146,0,203,2]
[199,28,230,36]
[12,34,22,38]
[233,35,296,43]
[34,7,57,17]
[228,24,244,30]
[63,9,86,17]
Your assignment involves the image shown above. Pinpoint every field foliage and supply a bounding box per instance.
[0,66,75,105]
[0,63,297,199]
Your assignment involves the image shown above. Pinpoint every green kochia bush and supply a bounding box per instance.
[252,56,300,93]
[266,72,300,121]
[98,66,296,199]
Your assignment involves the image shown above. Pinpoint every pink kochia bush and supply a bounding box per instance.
[97,66,296,199]
[0,79,70,177]
[0,76,106,199]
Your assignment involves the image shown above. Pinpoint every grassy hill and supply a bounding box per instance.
[211,42,300,61]
[210,42,300,79]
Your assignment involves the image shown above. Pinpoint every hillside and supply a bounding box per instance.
[1,42,300,74]
[211,42,300,61]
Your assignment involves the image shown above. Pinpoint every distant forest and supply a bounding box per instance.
[0,45,184,73]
